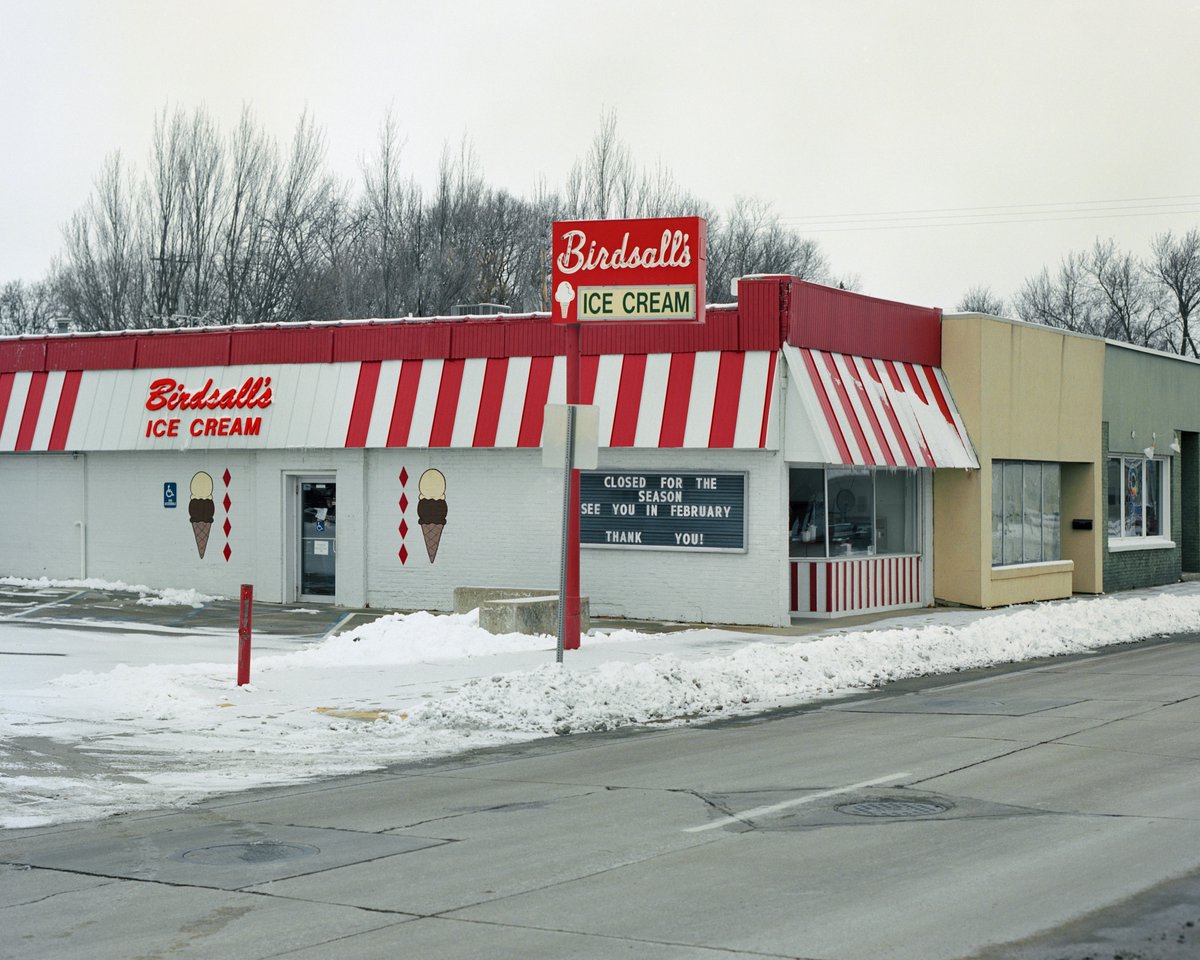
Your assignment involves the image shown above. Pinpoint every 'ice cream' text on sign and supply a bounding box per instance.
[144,376,273,440]
[579,470,745,551]
[551,217,706,324]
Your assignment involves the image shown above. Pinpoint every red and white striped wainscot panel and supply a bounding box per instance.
[344,350,780,450]
[782,344,978,469]
[790,555,923,617]
[0,352,779,453]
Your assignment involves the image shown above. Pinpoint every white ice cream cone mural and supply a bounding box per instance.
[189,471,215,558]
[417,468,447,563]
[554,280,575,319]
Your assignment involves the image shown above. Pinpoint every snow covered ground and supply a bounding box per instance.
[2,579,1199,830]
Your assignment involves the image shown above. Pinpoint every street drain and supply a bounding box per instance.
[836,799,949,818]
[180,841,320,865]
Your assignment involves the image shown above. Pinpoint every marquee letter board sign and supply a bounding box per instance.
[579,470,745,551]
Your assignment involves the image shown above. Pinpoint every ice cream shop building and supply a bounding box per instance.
[0,238,992,627]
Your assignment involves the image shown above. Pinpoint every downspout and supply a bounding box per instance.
[74,452,88,580]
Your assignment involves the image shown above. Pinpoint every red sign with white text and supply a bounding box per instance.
[551,217,706,324]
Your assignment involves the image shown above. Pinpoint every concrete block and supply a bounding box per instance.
[479,595,590,636]
[453,586,555,614]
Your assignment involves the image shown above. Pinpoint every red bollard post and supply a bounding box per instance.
[237,584,253,686]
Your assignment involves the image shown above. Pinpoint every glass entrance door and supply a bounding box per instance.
[299,480,336,598]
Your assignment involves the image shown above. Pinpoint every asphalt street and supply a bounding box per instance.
[3,617,1200,959]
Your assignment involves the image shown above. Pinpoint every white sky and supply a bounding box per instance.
[3,0,1199,310]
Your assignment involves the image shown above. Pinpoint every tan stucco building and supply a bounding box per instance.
[934,313,1105,608]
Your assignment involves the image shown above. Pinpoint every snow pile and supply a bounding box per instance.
[0,576,217,608]
[411,591,1200,735]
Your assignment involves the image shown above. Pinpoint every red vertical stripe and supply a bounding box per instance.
[758,350,777,449]
[820,353,871,463]
[790,562,798,612]
[472,357,509,447]
[884,359,905,392]
[709,351,745,448]
[920,366,957,426]
[48,371,82,451]
[387,360,423,447]
[15,371,47,451]
[809,563,818,614]
[658,352,695,447]
[518,355,555,447]
[609,354,646,447]
[428,359,465,447]
[845,356,896,467]
[345,361,381,448]
[902,363,929,404]
[0,372,15,437]
[825,562,833,614]
[800,349,853,463]
[580,354,600,405]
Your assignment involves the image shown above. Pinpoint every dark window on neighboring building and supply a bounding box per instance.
[1107,456,1166,541]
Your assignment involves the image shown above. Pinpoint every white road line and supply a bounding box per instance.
[0,590,88,621]
[684,771,912,833]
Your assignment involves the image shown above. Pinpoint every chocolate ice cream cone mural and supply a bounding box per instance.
[189,471,215,558]
[417,468,447,563]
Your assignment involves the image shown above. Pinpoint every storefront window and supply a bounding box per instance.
[1108,456,1167,541]
[991,461,1061,566]
[789,466,920,558]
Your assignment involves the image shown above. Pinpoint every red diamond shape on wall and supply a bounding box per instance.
[223,518,232,537]
[223,494,232,512]
[399,519,409,538]
[399,493,409,512]
[399,545,408,564]
[399,468,409,486]
[223,543,232,562]
[223,469,232,486]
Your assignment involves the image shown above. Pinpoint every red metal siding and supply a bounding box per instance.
[735,278,787,350]
[504,319,568,357]
[786,281,941,366]
[135,331,231,368]
[0,340,47,372]
[450,321,507,359]
[46,336,138,371]
[230,326,335,365]
[332,322,452,361]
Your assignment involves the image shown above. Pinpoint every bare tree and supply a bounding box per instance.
[707,196,831,303]
[956,285,1006,315]
[58,153,145,331]
[1015,251,1101,335]
[361,110,406,316]
[0,279,57,335]
[1149,229,1200,357]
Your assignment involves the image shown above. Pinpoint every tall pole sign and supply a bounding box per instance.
[549,217,707,654]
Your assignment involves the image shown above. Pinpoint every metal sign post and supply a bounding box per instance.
[237,584,253,686]
[556,403,576,664]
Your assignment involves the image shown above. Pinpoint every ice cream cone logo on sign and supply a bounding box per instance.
[189,472,215,558]
[417,468,447,563]
[554,280,575,319]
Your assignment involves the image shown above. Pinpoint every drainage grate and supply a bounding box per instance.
[180,841,320,865]
[836,799,949,818]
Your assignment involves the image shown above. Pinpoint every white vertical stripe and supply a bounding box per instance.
[98,369,141,450]
[733,351,769,448]
[30,371,65,451]
[407,358,443,447]
[365,361,403,448]
[634,353,671,448]
[494,356,530,448]
[831,353,885,465]
[0,372,31,450]
[64,371,98,450]
[683,351,720,448]
[547,355,567,406]
[809,351,864,464]
[592,354,623,447]
[451,357,487,447]
[318,363,360,447]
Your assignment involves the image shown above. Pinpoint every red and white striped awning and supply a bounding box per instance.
[782,344,977,468]
[0,350,779,452]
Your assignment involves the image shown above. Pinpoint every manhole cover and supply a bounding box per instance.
[836,799,949,818]
[180,841,319,865]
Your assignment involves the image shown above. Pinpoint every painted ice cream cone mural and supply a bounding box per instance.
[417,468,447,563]
[554,280,575,319]
[189,471,215,558]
